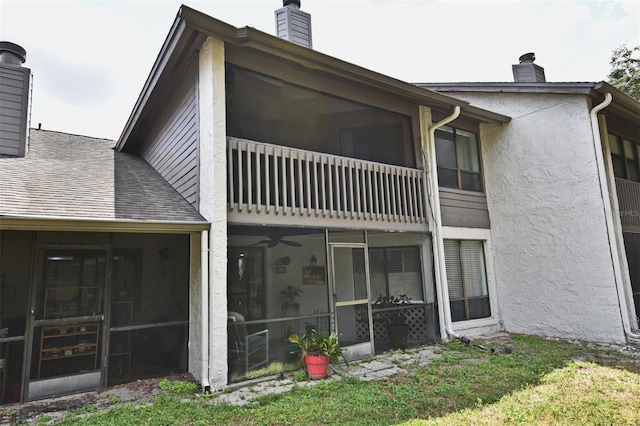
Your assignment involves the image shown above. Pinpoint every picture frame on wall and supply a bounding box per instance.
[303,266,325,285]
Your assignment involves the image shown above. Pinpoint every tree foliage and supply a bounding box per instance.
[608,44,640,101]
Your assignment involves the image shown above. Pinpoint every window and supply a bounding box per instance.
[363,246,424,302]
[435,125,483,192]
[444,240,490,321]
[609,133,640,182]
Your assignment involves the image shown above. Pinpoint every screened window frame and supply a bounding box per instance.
[443,239,491,322]
[363,246,425,303]
[435,125,484,192]
[609,133,640,183]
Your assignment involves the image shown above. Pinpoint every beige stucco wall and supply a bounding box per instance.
[447,92,626,344]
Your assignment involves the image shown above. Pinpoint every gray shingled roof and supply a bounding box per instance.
[0,129,207,224]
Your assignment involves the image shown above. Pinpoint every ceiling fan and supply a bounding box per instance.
[250,233,302,248]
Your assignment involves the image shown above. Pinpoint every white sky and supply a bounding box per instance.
[1,0,639,140]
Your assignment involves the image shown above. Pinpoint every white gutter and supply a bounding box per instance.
[590,93,640,341]
[425,106,470,343]
[200,230,211,391]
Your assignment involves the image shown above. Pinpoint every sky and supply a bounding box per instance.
[1,0,638,141]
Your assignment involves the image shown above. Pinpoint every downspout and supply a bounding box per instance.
[201,230,211,391]
[590,93,640,341]
[425,106,470,344]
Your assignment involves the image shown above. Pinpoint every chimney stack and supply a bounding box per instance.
[512,52,546,83]
[0,41,32,157]
[275,0,312,48]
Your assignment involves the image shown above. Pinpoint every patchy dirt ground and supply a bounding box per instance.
[0,372,199,425]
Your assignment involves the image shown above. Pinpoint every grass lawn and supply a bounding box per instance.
[12,335,640,425]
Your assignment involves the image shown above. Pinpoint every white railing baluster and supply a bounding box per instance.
[265,145,271,214]
[237,140,244,212]
[228,138,235,210]
[354,161,361,219]
[366,164,373,221]
[401,169,409,223]
[298,152,305,215]
[341,159,348,218]
[327,157,333,217]
[373,163,380,220]
[313,153,320,217]
[256,144,262,213]
[289,152,296,215]
[247,141,253,212]
[275,147,281,214]
[384,168,391,221]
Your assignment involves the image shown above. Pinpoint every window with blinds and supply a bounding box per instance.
[444,240,490,322]
[356,247,424,302]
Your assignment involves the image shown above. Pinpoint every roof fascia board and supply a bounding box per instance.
[416,82,598,94]
[178,5,238,43]
[1,216,209,233]
[116,16,188,150]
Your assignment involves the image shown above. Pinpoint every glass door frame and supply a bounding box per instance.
[328,241,375,360]
[23,243,111,401]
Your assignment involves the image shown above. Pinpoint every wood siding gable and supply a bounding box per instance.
[0,63,31,156]
[140,58,199,207]
[440,188,490,228]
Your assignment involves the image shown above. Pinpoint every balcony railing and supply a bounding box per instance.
[615,177,640,228]
[227,137,428,228]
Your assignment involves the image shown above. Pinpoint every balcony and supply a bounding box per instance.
[227,137,429,231]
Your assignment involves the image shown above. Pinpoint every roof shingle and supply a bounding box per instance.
[0,129,207,225]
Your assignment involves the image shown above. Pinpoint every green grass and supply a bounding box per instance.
[44,335,640,425]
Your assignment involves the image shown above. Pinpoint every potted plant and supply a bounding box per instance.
[373,294,412,350]
[280,285,303,305]
[292,329,347,379]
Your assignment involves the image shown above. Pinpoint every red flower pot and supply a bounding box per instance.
[304,354,330,380]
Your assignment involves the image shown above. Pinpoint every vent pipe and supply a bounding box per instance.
[0,41,27,65]
[0,41,32,157]
[512,52,546,83]
[275,0,312,48]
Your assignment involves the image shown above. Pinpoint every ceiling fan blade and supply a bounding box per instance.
[280,240,302,247]
[267,240,279,248]
[249,239,271,247]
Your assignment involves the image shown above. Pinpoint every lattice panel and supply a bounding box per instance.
[355,305,432,344]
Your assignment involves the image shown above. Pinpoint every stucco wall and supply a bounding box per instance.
[198,37,228,388]
[448,92,625,344]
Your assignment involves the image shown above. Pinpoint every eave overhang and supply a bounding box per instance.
[116,5,509,151]
[0,215,210,234]
[417,81,640,129]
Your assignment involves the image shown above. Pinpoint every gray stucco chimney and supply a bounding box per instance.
[0,41,32,157]
[275,0,312,48]
[512,52,546,83]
